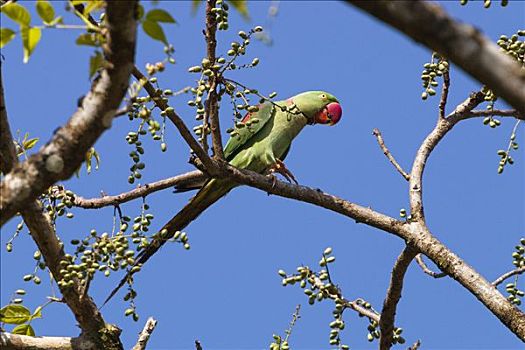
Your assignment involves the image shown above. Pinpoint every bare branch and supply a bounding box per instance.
[372,128,410,181]
[447,91,494,123]
[132,317,158,350]
[438,62,450,119]
[0,1,138,226]
[131,67,216,172]
[492,267,525,287]
[73,170,205,209]
[379,246,417,350]
[22,203,119,341]
[463,109,524,121]
[205,0,225,159]
[347,0,525,116]
[0,332,95,350]
[415,254,446,279]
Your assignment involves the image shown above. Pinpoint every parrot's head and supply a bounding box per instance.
[292,91,342,126]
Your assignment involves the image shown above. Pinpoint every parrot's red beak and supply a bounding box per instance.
[314,102,342,125]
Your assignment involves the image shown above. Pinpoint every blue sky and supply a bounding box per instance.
[1,1,524,349]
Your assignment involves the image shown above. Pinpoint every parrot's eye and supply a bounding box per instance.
[320,94,327,99]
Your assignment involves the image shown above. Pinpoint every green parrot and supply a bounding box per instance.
[104,91,342,304]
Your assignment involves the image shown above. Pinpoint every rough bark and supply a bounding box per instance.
[0,1,138,226]
[379,246,418,350]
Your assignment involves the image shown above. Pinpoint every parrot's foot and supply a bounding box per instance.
[267,159,298,186]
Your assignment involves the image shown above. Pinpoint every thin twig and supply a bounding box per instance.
[372,128,410,181]
[492,267,525,287]
[309,271,381,323]
[379,246,417,350]
[131,66,216,172]
[283,305,301,343]
[73,170,205,209]
[466,109,524,121]
[132,317,158,350]
[205,0,224,159]
[438,61,450,119]
[415,254,446,279]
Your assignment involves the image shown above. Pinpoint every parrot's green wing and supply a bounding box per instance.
[224,102,277,161]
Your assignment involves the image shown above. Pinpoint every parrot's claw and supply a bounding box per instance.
[267,159,298,185]
[266,173,278,190]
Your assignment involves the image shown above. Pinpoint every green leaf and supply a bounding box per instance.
[89,51,104,78]
[145,9,176,23]
[31,306,43,320]
[21,26,41,63]
[92,148,100,170]
[85,148,92,173]
[0,304,31,324]
[23,137,39,151]
[76,33,98,46]
[84,0,104,15]
[36,0,55,25]
[142,20,167,45]
[0,28,16,48]
[1,3,31,27]
[228,0,249,19]
[12,324,35,336]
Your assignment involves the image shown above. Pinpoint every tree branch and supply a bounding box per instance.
[0,1,138,226]
[492,267,525,287]
[131,317,158,350]
[209,119,525,339]
[309,272,380,322]
[73,170,205,209]
[131,67,216,172]
[415,254,446,279]
[111,14,525,338]
[347,0,525,116]
[464,109,524,121]
[205,0,224,159]
[409,91,485,221]
[0,332,94,350]
[372,128,410,181]
[22,203,120,342]
[122,98,525,338]
[0,47,120,346]
[379,246,417,350]
[438,62,450,119]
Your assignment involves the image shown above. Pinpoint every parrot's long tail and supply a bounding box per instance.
[103,179,234,305]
